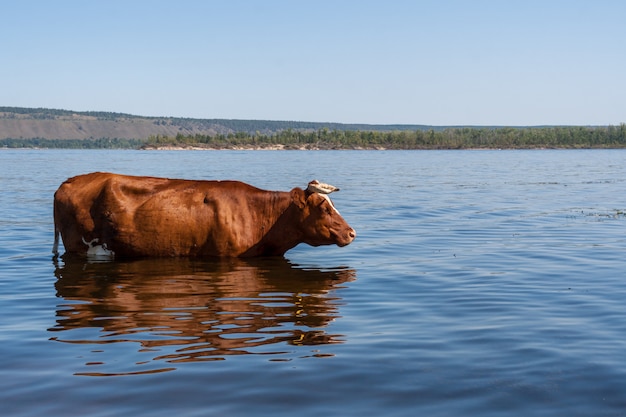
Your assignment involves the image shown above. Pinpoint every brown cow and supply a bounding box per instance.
[53,172,356,258]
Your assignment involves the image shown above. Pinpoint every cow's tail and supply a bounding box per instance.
[52,226,60,257]
[52,199,60,257]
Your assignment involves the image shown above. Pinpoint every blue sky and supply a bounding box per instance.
[2,1,625,125]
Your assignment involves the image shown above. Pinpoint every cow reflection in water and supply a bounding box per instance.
[50,257,355,373]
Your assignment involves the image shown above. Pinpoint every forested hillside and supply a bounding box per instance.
[0,107,437,141]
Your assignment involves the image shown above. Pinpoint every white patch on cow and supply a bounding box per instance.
[320,193,340,215]
[82,237,115,259]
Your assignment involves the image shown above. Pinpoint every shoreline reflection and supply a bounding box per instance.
[49,257,355,376]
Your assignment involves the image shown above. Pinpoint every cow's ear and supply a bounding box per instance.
[290,188,307,209]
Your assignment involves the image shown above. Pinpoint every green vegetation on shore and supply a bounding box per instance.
[142,125,626,150]
[0,137,145,149]
[2,124,626,150]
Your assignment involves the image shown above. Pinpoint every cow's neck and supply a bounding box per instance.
[244,192,302,256]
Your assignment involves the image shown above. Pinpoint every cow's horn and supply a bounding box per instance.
[307,180,340,194]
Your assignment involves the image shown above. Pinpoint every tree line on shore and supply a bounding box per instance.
[143,125,626,150]
[0,137,145,149]
[2,125,626,150]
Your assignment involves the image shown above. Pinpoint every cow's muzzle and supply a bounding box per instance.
[337,228,356,247]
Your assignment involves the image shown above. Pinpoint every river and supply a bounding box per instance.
[1,149,626,416]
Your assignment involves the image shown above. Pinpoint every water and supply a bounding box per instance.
[2,149,626,416]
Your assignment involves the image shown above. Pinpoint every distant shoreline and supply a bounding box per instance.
[4,144,624,151]
[139,144,389,151]
[3,107,625,150]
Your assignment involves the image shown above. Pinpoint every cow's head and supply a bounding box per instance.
[290,183,356,247]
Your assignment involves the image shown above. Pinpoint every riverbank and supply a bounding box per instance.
[140,144,389,151]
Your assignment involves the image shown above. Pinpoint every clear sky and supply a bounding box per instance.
[2,0,625,125]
